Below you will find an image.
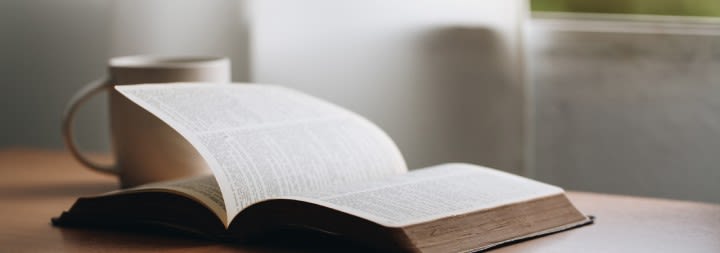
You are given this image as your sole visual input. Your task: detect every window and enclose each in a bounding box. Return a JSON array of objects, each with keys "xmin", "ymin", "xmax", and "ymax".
[{"xmin": 531, "ymin": 0, "xmax": 720, "ymax": 17}]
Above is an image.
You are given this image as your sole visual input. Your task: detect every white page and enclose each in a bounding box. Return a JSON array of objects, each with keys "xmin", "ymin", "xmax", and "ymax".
[
  {"xmin": 115, "ymin": 83, "xmax": 407, "ymax": 223},
  {"xmin": 292, "ymin": 163, "xmax": 564, "ymax": 227}
]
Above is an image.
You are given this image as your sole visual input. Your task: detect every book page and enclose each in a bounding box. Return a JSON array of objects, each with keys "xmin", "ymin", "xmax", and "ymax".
[
  {"xmin": 115, "ymin": 83, "xmax": 407, "ymax": 223},
  {"xmin": 292, "ymin": 163, "xmax": 564, "ymax": 227}
]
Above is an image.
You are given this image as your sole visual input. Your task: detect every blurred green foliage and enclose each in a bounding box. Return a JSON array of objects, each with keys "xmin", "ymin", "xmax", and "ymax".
[{"xmin": 531, "ymin": 0, "xmax": 720, "ymax": 17}]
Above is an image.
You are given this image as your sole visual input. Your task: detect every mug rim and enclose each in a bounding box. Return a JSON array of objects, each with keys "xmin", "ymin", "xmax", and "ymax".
[{"xmin": 109, "ymin": 55, "xmax": 229, "ymax": 69}]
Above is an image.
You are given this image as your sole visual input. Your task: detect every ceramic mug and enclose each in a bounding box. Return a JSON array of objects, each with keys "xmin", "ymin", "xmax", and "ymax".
[{"xmin": 62, "ymin": 55, "xmax": 230, "ymax": 187}]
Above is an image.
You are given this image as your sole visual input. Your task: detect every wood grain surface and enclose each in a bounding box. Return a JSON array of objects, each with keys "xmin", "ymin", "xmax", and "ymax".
[{"xmin": 0, "ymin": 149, "xmax": 718, "ymax": 252}]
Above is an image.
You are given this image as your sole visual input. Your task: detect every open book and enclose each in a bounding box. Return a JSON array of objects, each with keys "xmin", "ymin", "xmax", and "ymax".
[{"xmin": 54, "ymin": 83, "xmax": 591, "ymax": 252}]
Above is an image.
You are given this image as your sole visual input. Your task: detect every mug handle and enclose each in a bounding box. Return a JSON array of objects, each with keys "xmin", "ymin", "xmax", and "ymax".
[{"xmin": 61, "ymin": 77, "xmax": 118, "ymax": 175}]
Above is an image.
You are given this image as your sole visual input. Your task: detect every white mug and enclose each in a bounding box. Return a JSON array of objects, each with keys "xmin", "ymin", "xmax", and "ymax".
[{"xmin": 62, "ymin": 55, "xmax": 230, "ymax": 187}]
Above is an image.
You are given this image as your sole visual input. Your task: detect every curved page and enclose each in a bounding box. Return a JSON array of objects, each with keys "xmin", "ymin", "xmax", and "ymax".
[{"xmin": 115, "ymin": 83, "xmax": 407, "ymax": 224}]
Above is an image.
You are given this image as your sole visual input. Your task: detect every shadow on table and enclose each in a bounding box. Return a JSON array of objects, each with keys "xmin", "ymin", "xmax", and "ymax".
[
  {"xmin": 242, "ymin": 229, "xmax": 384, "ymax": 253},
  {"xmin": 57, "ymin": 225, "xmax": 383, "ymax": 252}
]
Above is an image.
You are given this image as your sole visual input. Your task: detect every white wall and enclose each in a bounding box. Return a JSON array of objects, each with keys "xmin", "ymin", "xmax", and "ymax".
[
  {"xmin": 0, "ymin": 0, "xmax": 111, "ymax": 151},
  {"xmin": 527, "ymin": 14, "xmax": 720, "ymax": 203},
  {"xmin": 250, "ymin": 0, "xmax": 526, "ymax": 172},
  {"xmin": 109, "ymin": 0, "xmax": 250, "ymax": 78},
  {"xmin": 0, "ymin": 0, "xmax": 250, "ymax": 152}
]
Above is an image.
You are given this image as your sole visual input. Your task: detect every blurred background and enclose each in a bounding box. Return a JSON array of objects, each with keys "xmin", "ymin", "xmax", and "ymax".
[{"xmin": 1, "ymin": 0, "xmax": 718, "ymax": 203}]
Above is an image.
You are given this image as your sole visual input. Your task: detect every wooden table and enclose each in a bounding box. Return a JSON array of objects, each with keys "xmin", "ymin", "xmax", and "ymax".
[{"xmin": 1, "ymin": 149, "xmax": 718, "ymax": 252}]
